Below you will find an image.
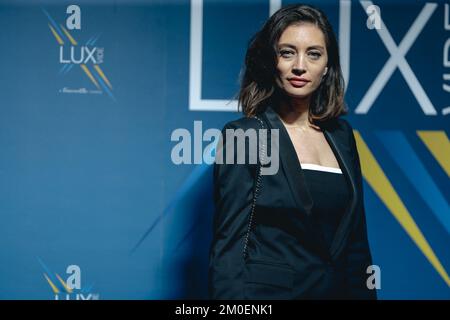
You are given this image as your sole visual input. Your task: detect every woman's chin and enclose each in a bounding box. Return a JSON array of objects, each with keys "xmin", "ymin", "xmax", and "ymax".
[{"xmin": 285, "ymin": 90, "xmax": 311, "ymax": 100}]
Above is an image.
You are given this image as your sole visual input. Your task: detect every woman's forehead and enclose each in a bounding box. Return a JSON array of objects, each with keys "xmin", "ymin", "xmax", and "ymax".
[{"xmin": 278, "ymin": 23, "xmax": 326, "ymax": 48}]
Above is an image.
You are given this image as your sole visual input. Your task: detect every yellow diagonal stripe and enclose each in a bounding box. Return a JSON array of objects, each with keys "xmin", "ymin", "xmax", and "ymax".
[
  {"xmin": 80, "ymin": 64, "xmax": 100, "ymax": 89},
  {"xmin": 354, "ymin": 130, "xmax": 450, "ymax": 287},
  {"xmin": 56, "ymin": 273, "xmax": 72, "ymax": 294},
  {"xmin": 44, "ymin": 273, "xmax": 59, "ymax": 294},
  {"xmin": 48, "ymin": 24, "xmax": 64, "ymax": 45},
  {"xmin": 417, "ymin": 131, "xmax": 450, "ymax": 178},
  {"xmin": 60, "ymin": 24, "xmax": 78, "ymax": 45},
  {"xmin": 94, "ymin": 65, "xmax": 113, "ymax": 90}
]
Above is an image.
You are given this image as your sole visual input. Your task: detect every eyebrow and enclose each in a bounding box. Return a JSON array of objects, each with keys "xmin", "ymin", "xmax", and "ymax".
[{"xmin": 278, "ymin": 43, "xmax": 325, "ymax": 51}]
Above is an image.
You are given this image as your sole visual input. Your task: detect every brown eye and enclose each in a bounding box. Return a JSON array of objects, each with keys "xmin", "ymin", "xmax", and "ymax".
[
  {"xmin": 279, "ymin": 50, "xmax": 294, "ymax": 58},
  {"xmin": 308, "ymin": 51, "xmax": 322, "ymax": 59}
]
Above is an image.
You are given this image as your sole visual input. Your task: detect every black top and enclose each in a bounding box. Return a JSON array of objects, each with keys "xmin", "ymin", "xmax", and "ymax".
[{"xmin": 302, "ymin": 167, "xmax": 351, "ymax": 250}]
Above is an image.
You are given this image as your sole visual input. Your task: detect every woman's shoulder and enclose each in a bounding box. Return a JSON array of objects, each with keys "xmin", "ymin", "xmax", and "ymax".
[
  {"xmin": 221, "ymin": 115, "xmax": 263, "ymax": 132},
  {"xmin": 321, "ymin": 117, "xmax": 356, "ymax": 149},
  {"xmin": 336, "ymin": 117, "xmax": 354, "ymax": 132},
  {"xmin": 321, "ymin": 116, "xmax": 354, "ymax": 133}
]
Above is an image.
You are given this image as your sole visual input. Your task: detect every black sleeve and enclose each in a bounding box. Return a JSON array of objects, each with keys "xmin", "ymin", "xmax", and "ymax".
[
  {"xmin": 343, "ymin": 120, "xmax": 378, "ymax": 300},
  {"xmin": 208, "ymin": 122, "xmax": 258, "ymax": 299}
]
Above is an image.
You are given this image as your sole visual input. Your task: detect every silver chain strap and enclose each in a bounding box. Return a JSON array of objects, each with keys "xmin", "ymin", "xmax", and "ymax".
[{"xmin": 243, "ymin": 115, "xmax": 267, "ymax": 259}]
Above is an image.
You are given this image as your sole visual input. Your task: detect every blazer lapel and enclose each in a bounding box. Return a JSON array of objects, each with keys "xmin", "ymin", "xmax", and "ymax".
[
  {"xmin": 323, "ymin": 127, "xmax": 358, "ymax": 258},
  {"xmin": 263, "ymin": 106, "xmax": 314, "ymax": 216},
  {"xmin": 262, "ymin": 106, "xmax": 359, "ymax": 259}
]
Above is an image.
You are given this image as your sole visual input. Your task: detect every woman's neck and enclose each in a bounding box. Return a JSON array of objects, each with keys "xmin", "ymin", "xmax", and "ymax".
[{"xmin": 277, "ymin": 96, "xmax": 317, "ymax": 130}]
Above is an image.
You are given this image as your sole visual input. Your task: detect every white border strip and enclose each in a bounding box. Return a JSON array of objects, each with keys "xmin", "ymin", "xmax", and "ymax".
[{"xmin": 189, "ymin": 0, "xmax": 281, "ymax": 111}]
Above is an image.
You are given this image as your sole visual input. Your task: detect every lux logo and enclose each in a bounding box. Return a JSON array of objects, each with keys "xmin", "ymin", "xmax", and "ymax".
[
  {"xmin": 189, "ymin": 0, "xmax": 442, "ymax": 116},
  {"xmin": 59, "ymin": 46, "xmax": 98, "ymax": 64},
  {"xmin": 43, "ymin": 6, "xmax": 115, "ymax": 100}
]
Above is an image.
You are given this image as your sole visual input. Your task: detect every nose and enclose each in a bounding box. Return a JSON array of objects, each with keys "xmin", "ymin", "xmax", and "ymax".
[{"xmin": 292, "ymin": 53, "xmax": 306, "ymax": 74}]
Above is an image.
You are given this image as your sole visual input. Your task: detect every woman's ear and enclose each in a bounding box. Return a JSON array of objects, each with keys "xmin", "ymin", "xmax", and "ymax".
[{"xmin": 323, "ymin": 67, "xmax": 328, "ymax": 76}]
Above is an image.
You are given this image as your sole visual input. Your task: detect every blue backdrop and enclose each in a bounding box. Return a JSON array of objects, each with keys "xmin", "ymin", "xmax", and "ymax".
[{"xmin": 0, "ymin": 0, "xmax": 449, "ymax": 299}]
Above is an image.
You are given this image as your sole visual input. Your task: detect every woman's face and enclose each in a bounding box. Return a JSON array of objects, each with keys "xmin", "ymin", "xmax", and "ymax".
[{"xmin": 276, "ymin": 23, "xmax": 328, "ymax": 100}]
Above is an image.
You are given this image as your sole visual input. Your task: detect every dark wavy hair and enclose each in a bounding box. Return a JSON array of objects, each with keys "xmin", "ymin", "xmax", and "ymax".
[{"xmin": 238, "ymin": 4, "xmax": 347, "ymax": 123}]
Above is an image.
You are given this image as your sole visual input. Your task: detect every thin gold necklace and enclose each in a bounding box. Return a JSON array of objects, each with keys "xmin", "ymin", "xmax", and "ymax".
[
  {"xmin": 282, "ymin": 122, "xmax": 312, "ymax": 130},
  {"xmin": 282, "ymin": 122, "xmax": 321, "ymax": 132},
  {"xmin": 277, "ymin": 113, "xmax": 321, "ymax": 131},
  {"xmin": 284, "ymin": 126, "xmax": 309, "ymax": 132}
]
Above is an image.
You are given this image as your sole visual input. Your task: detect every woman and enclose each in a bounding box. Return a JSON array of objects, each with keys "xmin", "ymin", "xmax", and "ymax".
[{"xmin": 208, "ymin": 4, "xmax": 377, "ymax": 300}]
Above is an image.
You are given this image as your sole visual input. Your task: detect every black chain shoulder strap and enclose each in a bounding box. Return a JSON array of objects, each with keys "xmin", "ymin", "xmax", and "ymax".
[{"xmin": 243, "ymin": 115, "xmax": 267, "ymax": 259}]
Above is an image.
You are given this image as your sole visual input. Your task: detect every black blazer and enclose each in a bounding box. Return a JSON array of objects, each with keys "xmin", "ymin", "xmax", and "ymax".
[{"xmin": 208, "ymin": 106, "xmax": 377, "ymax": 300}]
